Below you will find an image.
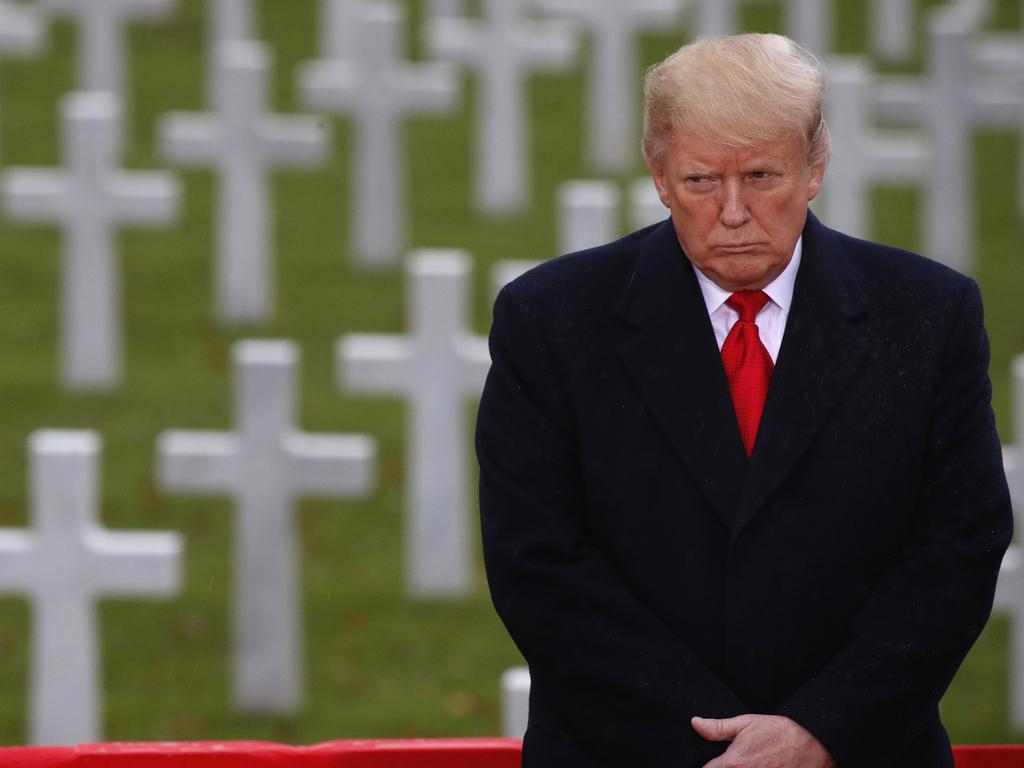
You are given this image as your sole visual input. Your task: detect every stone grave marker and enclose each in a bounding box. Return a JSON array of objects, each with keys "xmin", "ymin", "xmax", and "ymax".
[
  {"xmin": 426, "ymin": 0, "xmax": 464, "ymax": 18},
  {"xmin": 158, "ymin": 340, "xmax": 376, "ymax": 714},
  {"xmin": 871, "ymin": 0, "xmax": 914, "ymax": 61},
  {"xmin": 207, "ymin": 0, "xmax": 257, "ymax": 103},
  {"xmin": 872, "ymin": 5, "xmax": 1023, "ymax": 273},
  {"xmin": 337, "ymin": 250, "xmax": 490, "ymax": 597},
  {"xmin": 39, "ymin": 0, "xmax": 173, "ymax": 119},
  {"xmin": 534, "ymin": 0, "xmax": 678, "ymax": 174},
  {"xmin": 558, "ymin": 180, "xmax": 619, "ymax": 254},
  {"xmin": 818, "ymin": 57, "xmax": 928, "ymax": 241},
  {"xmin": 0, "ymin": 430, "xmax": 182, "ymax": 745},
  {"xmin": 501, "ymin": 667, "xmax": 531, "ymax": 739},
  {"xmin": 3, "ymin": 91, "xmax": 179, "ymax": 391},
  {"xmin": 298, "ymin": 4, "xmax": 458, "ymax": 268},
  {"xmin": 0, "ymin": 0, "xmax": 47, "ymax": 165},
  {"xmin": 161, "ymin": 41, "xmax": 329, "ymax": 325},
  {"xmin": 427, "ymin": 0, "xmax": 576, "ymax": 215}
]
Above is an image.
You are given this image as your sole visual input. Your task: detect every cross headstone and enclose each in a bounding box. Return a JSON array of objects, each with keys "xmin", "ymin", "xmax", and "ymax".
[
  {"xmin": 0, "ymin": 1, "xmax": 46, "ymax": 58},
  {"xmin": 39, "ymin": 0, "xmax": 174, "ymax": 112},
  {"xmin": 501, "ymin": 667, "xmax": 531, "ymax": 739},
  {"xmin": 0, "ymin": 430, "xmax": 182, "ymax": 745},
  {"xmin": 871, "ymin": 0, "xmax": 914, "ymax": 61},
  {"xmin": 784, "ymin": 0, "xmax": 831, "ymax": 54},
  {"xmin": 558, "ymin": 180, "xmax": 619, "ymax": 254},
  {"xmin": 298, "ymin": 4, "xmax": 458, "ymax": 268},
  {"xmin": 629, "ymin": 177, "xmax": 667, "ymax": 230},
  {"xmin": 2, "ymin": 91, "xmax": 179, "ymax": 391},
  {"xmin": 161, "ymin": 41, "xmax": 329, "ymax": 325},
  {"xmin": 996, "ymin": 354, "xmax": 1024, "ymax": 730},
  {"xmin": 427, "ymin": 0, "xmax": 576, "ymax": 215},
  {"xmin": 534, "ymin": 0, "xmax": 679, "ymax": 174},
  {"xmin": 158, "ymin": 340, "xmax": 376, "ymax": 714},
  {"xmin": 689, "ymin": 0, "xmax": 739, "ymax": 38},
  {"xmin": 426, "ymin": 0, "xmax": 465, "ymax": 18},
  {"xmin": 818, "ymin": 57, "xmax": 928, "ymax": 241},
  {"xmin": 872, "ymin": 5, "xmax": 1023, "ymax": 273},
  {"xmin": 337, "ymin": 250, "xmax": 491, "ymax": 597}
]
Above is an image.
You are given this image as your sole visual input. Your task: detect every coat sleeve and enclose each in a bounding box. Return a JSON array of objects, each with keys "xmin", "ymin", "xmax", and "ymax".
[
  {"xmin": 476, "ymin": 285, "xmax": 748, "ymax": 766},
  {"xmin": 775, "ymin": 278, "xmax": 1013, "ymax": 767}
]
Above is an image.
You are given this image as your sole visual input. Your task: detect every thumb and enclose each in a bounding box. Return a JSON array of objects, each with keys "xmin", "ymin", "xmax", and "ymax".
[{"xmin": 691, "ymin": 715, "xmax": 745, "ymax": 742}]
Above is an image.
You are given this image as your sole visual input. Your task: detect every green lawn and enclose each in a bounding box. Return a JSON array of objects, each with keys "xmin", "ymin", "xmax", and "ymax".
[{"xmin": 0, "ymin": 0, "xmax": 1021, "ymax": 746}]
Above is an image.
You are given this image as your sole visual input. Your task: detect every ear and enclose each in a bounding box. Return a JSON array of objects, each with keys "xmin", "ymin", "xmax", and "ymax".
[{"xmin": 806, "ymin": 161, "xmax": 826, "ymax": 201}]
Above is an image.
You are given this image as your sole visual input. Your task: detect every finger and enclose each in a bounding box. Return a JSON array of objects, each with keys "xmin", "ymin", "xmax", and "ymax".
[{"xmin": 691, "ymin": 715, "xmax": 743, "ymax": 741}]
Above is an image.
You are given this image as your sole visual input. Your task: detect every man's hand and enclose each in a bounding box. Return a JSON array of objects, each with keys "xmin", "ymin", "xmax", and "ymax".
[{"xmin": 692, "ymin": 714, "xmax": 835, "ymax": 768}]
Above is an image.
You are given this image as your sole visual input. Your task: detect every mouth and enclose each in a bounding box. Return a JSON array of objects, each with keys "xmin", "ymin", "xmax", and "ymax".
[{"xmin": 716, "ymin": 243, "xmax": 761, "ymax": 254}]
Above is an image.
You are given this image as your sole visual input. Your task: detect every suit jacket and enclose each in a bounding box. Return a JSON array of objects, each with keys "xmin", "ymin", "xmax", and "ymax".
[{"xmin": 475, "ymin": 211, "xmax": 1013, "ymax": 768}]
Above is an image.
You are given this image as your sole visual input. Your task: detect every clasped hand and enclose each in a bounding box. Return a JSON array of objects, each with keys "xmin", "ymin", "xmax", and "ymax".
[{"xmin": 692, "ymin": 714, "xmax": 835, "ymax": 768}]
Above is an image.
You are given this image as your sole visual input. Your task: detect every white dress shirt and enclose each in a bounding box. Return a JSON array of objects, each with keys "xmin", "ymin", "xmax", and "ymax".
[{"xmin": 693, "ymin": 237, "xmax": 802, "ymax": 364}]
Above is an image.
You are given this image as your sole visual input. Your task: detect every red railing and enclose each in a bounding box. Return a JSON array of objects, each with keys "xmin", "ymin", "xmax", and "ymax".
[{"xmin": 0, "ymin": 740, "xmax": 1020, "ymax": 767}]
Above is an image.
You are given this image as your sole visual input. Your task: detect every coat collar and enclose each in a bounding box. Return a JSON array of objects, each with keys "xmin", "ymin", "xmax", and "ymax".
[{"xmin": 615, "ymin": 212, "xmax": 869, "ymax": 535}]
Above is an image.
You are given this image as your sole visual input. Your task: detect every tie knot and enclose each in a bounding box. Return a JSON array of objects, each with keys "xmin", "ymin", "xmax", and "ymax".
[{"xmin": 726, "ymin": 290, "xmax": 770, "ymax": 323}]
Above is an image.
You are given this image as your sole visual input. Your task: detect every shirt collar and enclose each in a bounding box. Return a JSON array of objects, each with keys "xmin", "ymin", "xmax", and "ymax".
[{"xmin": 693, "ymin": 236, "xmax": 803, "ymax": 314}]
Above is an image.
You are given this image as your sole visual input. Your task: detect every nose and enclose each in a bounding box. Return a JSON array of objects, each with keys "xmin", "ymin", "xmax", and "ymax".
[{"xmin": 719, "ymin": 180, "xmax": 750, "ymax": 227}]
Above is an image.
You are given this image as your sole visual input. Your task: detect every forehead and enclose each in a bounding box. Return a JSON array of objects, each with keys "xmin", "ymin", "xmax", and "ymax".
[{"xmin": 666, "ymin": 134, "xmax": 805, "ymax": 170}]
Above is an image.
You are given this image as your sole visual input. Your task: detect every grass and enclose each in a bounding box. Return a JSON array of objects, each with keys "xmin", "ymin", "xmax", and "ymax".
[{"xmin": 0, "ymin": 0, "xmax": 1021, "ymax": 747}]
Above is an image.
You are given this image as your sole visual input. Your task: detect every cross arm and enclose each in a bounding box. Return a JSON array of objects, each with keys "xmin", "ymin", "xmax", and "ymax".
[
  {"xmin": 284, "ymin": 433, "xmax": 376, "ymax": 497},
  {"xmin": 297, "ymin": 60, "xmax": 362, "ymax": 112},
  {"xmin": 159, "ymin": 115, "xmax": 224, "ymax": 167},
  {"xmin": 425, "ymin": 17, "xmax": 484, "ymax": 63},
  {"xmin": 0, "ymin": 1, "xmax": 46, "ymax": 56},
  {"xmin": 515, "ymin": 20, "xmax": 576, "ymax": 68},
  {"xmin": 2, "ymin": 170, "xmax": 68, "ymax": 222},
  {"xmin": 457, "ymin": 336, "xmax": 492, "ymax": 394},
  {"xmin": 261, "ymin": 117, "xmax": 331, "ymax": 167},
  {"xmin": 863, "ymin": 133, "xmax": 928, "ymax": 182},
  {"xmin": 111, "ymin": 0, "xmax": 175, "ymax": 22},
  {"xmin": 393, "ymin": 64, "xmax": 459, "ymax": 115},
  {"xmin": 336, "ymin": 335, "xmax": 413, "ymax": 395},
  {"xmin": 0, "ymin": 530, "xmax": 35, "ymax": 593},
  {"xmin": 157, "ymin": 431, "xmax": 239, "ymax": 493},
  {"xmin": 107, "ymin": 172, "xmax": 181, "ymax": 225},
  {"xmin": 86, "ymin": 529, "xmax": 183, "ymax": 596}
]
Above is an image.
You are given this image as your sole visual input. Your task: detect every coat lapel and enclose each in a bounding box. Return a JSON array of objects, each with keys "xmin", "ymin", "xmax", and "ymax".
[
  {"xmin": 616, "ymin": 220, "xmax": 748, "ymax": 530},
  {"xmin": 732, "ymin": 212, "xmax": 870, "ymax": 537}
]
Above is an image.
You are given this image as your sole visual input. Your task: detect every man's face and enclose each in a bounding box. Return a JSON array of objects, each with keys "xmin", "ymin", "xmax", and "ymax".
[{"xmin": 649, "ymin": 134, "xmax": 825, "ymax": 292}]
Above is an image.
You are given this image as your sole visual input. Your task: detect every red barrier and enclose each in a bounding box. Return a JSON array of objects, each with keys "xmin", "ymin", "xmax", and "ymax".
[{"xmin": 0, "ymin": 740, "xmax": 1020, "ymax": 767}]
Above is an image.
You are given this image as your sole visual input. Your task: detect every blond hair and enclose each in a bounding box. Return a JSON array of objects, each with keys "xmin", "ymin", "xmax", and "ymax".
[{"xmin": 642, "ymin": 33, "xmax": 831, "ymax": 169}]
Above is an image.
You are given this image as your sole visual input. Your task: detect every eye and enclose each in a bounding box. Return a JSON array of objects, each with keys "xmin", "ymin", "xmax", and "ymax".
[{"xmin": 749, "ymin": 171, "xmax": 770, "ymax": 180}]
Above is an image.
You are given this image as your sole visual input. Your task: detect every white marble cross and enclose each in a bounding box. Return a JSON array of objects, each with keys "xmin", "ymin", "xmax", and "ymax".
[
  {"xmin": 3, "ymin": 91, "xmax": 179, "ymax": 391},
  {"xmin": 299, "ymin": 4, "xmax": 458, "ymax": 268},
  {"xmin": 689, "ymin": 0, "xmax": 739, "ymax": 38},
  {"xmin": 0, "ymin": 430, "xmax": 182, "ymax": 746},
  {"xmin": 784, "ymin": 0, "xmax": 832, "ymax": 54},
  {"xmin": 818, "ymin": 57, "xmax": 928, "ymax": 242},
  {"xmin": 996, "ymin": 354, "xmax": 1024, "ymax": 730},
  {"xmin": 501, "ymin": 667, "xmax": 531, "ymax": 739},
  {"xmin": 161, "ymin": 41, "xmax": 329, "ymax": 325},
  {"xmin": 39, "ymin": 0, "xmax": 173, "ymax": 105},
  {"xmin": 426, "ymin": 0, "xmax": 464, "ymax": 19},
  {"xmin": 558, "ymin": 180, "xmax": 620, "ymax": 254},
  {"xmin": 207, "ymin": 0, "xmax": 257, "ymax": 103},
  {"xmin": 871, "ymin": 6, "xmax": 1023, "ymax": 273},
  {"xmin": 427, "ymin": 0, "xmax": 576, "ymax": 215},
  {"xmin": 871, "ymin": 0, "xmax": 914, "ymax": 61},
  {"xmin": 158, "ymin": 340, "xmax": 375, "ymax": 714},
  {"xmin": 337, "ymin": 250, "xmax": 490, "ymax": 597},
  {"xmin": 533, "ymin": 0, "xmax": 677, "ymax": 174}
]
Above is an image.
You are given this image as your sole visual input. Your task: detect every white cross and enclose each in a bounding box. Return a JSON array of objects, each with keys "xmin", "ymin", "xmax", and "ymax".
[
  {"xmin": 558, "ymin": 180, "xmax": 620, "ymax": 254},
  {"xmin": 337, "ymin": 251, "xmax": 490, "ymax": 597},
  {"xmin": 299, "ymin": 4, "xmax": 458, "ymax": 268},
  {"xmin": 426, "ymin": 0, "xmax": 575, "ymax": 215},
  {"xmin": 689, "ymin": 0, "xmax": 739, "ymax": 38},
  {"xmin": 161, "ymin": 41, "xmax": 329, "ymax": 325},
  {"xmin": 872, "ymin": 6, "xmax": 1023, "ymax": 273},
  {"xmin": 39, "ymin": 0, "xmax": 173, "ymax": 103},
  {"xmin": 2, "ymin": 91, "xmax": 179, "ymax": 391},
  {"xmin": 158, "ymin": 340, "xmax": 375, "ymax": 714},
  {"xmin": 784, "ymin": 0, "xmax": 832, "ymax": 53},
  {"xmin": 0, "ymin": 430, "xmax": 182, "ymax": 745},
  {"xmin": 818, "ymin": 57, "xmax": 928, "ymax": 241},
  {"xmin": 996, "ymin": 354, "xmax": 1024, "ymax": 730},
  {"xmin": 426, "ymin": 0, "xmax": 464, "ymax": 19},
  {"xmin": 871, "ymin": 0, "xmax": 914, "ymax": 61},
  {"xmin": 533, "ymin": 0, "xmax": 678, "ymax": 174}
]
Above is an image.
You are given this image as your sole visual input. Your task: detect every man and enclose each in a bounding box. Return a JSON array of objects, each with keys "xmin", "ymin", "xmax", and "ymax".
[{"xmin": 475, "ymin": 33, "xmax": 1013, "ymax": 768}]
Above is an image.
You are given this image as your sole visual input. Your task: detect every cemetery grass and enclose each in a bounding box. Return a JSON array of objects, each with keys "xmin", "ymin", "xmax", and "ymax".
[{"xmin": 0, "ymin": 0, "xmax": 1022, "ymax": 746}]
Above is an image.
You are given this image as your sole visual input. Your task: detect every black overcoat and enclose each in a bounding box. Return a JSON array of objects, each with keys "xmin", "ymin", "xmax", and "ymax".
[{"xmin": 475, "ymin": 211, "xmax": 1013, "ymax": 767}]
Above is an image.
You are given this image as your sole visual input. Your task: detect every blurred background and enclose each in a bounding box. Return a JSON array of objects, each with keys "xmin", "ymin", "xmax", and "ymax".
[{"xmin": 0, "ymin": 0, "xmax": 1021, "ymax": 747}]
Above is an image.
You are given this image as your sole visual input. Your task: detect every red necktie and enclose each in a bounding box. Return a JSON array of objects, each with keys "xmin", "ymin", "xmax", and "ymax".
[{"xmin": 721, "ymin": 291, "xmax": 774, "ymax": 458}]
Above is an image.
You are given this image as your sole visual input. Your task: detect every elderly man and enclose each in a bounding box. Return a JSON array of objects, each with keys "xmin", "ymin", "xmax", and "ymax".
[{"xmin": 475, "ymin": 33, "xmax": 1013, "ymax": 768}]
